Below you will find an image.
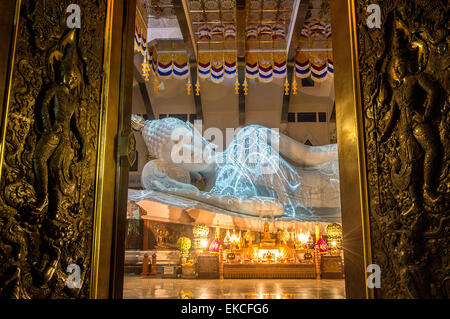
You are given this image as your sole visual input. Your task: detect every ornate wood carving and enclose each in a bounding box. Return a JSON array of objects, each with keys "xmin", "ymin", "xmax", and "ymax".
[
  {"xmin": 0, "ymin": 1, "xmax": 107, "ymax": 298},
  {"xmin": 355, "ymin": 0, "xmax": 449, "ymax": 298}
]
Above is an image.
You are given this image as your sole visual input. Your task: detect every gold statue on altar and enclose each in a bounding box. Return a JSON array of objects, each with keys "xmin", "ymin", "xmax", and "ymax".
[{"xmin": 225, "ymin": 219, "xmax": 308, "ymax": 264}]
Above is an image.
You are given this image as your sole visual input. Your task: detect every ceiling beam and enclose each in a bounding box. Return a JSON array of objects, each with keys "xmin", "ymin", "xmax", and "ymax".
[
  {"xmin": 134, "ymin": 64, "xmax": 155, "ymax": 120},
  {"xmin": 236, "ymin": 0, "xmax": 246, "ymax": 125},
  {"xmin": 237, "ymin": 60, "xmax": 246, "ymax": 126},
  {"xmin": 286, "ymin": 0, "xmax": 310, "ymax": 62},
  {"xmin": 173, "ymin": 0, "xmax": 197, "ymax": 60},
  {"xmin": 281, "ymin": 0, "xmax": 310, "ymax": 124},
  {"xmin": 190, "ymin": 66, "xmax": 203, "ymax": 120},
  {"xmin": 173, "ymin": 0, "xmax": 203, "ymax": 120},
  {"xmin": 280, "ymin": 67, "xmax": 294, "ymax": 123},
  {"xmin": 236, "ymin": 0, "xmax": 246, "ymax": 58}
]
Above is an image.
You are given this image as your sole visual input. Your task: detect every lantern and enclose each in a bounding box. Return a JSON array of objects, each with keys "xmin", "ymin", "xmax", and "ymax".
[
  {"xmin": 209, "ymin": 237, "xmax": 220, "ymax": 254},
  {"xmin": 193, "ymin": 224, "xmax": 209, "ymax": 238},
  {"xmin": 316, "ymin": 238, "xmax": 328, "ymax": 253},
  {"xmin": 326, "ymin": 223, "xmax": 343, "ymax": 248},
  {"xmin": 193, "ymin": 224, "xmax": 209, "ymax": 250}
]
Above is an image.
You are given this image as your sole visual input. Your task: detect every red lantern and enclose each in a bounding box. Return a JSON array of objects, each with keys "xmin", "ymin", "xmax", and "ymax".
[
  {"xmin": 316, "ymin": 238, "xmax": 328, "ymax": 253},
  {"xmin": 209, "ymin": 238, "xmax": 220, "ymax": 253}
]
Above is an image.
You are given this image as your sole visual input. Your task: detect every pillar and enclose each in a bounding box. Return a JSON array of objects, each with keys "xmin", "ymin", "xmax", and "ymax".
[
  {"xmin": 143, "ymin": 219, "xmax": 149, "ymax": 251},
  {"xmin": 150, "ymin": 253, "xmax": 157, "ymax": 276},
  {"xmin": 315, "ymin": 221, "xmax": 321, "ymax": 279},
  {"xmin": 141, "ymin": 253, "xmax": 149, "ymax": 276}
]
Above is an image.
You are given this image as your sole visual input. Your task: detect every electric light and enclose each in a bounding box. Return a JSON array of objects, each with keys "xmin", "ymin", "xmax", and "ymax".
[
  {"xmin": 193, "ymin": 224, "xmax": 209, "ymax": 238},
  {"xmin": 193, "ymin": 224, "xmax": 210, "ymax": 249},
  {"xmin": 200, "ymin": 238, "xmax": 208, "ymax": 248},
  {"xmin": 224, "ymin": 229, "xmax": 232, "ymax": 244},
  {"xmin": 326, "ymin": 223, "xmax": 342, "ymax": 248},
  {"xmin": 297, "ymin": 230, "xmax": 310, "ymax": 244},
  {"xmin": 230, "ymin": 230, "xmax": 241, "ymax": 244}
]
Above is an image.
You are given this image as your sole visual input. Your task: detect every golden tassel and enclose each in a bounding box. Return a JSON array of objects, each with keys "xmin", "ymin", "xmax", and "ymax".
[
  {"xmin": 186, "ymin": 77, "xmax": 192, "ymax": 95},
  {"xmin": 284, "ymin": 77, "xmax": 290, "ymax": 95},
  {"xmin": 292, "ymin": 74, "xmax": 298, "ymax": 95},
  {"xmin": 195, "ymin": 75, "xmax": 200, "ymax": 96}
]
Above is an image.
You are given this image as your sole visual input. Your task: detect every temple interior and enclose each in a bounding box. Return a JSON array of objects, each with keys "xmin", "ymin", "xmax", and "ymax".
[
  {"xmin": 1, "ymin": 0, "xmax": 447, "ymax": 301},
  {"xmin": 124, "ymin": 0, "xmax": 345, "ymax": 299}
]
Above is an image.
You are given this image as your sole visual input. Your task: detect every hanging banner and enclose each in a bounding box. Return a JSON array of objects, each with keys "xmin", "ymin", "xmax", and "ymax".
[
  {"xmin": 211, "ymin": 52, "xmax": 225, "ymax": 84},
  {"xmin": 198, "ymin": 27, "xmax": 212, "ymax": 79},
  {"xmin": 273, "ymin": 52, "xmax": 287, "ymax": 78},
  {"xmin": 157, "ymin": 53, "xmax": 173, "ymax": 79},
  {"xmin": 151, "ymin": 47, "xmax": 157, "ymax": 75},
  {"xmin": 198, "ymin": 52, "xmax": 211, "ymax": 79},
  {"xmin": 245, "ymin": 52, "xmax": 258, "ymax": 79},
  {"xmin": 327, "ymin": 52, "xmax": 334, "ymax": 76},
  {"xmin": 310, "ymin": 53, "xmax": 329, "ymax": 82},
  {"xmin": 258, "ymin": 52, "xmax": 273, "ymax": 83},
  {"xmin": 295, "ymin": 51, "xmax": 311, "ymax": 79},
  {"xmin": 224, "ymin": 52, "xmax": 237, "ymax": 79},
  {"xmin": 173, "ymin": 53, "xmax": 189, "ymax": 80},
  {"xmin": 244, "ymin": 24, "xmax": 287, "ymax": 83},
  {"xmin": 294, "ymin": 51, "xmax": 334, "ymax": 82},
  {"xmin": 195, "ymin": 24, "xmax": 237, "ymax": 83}
]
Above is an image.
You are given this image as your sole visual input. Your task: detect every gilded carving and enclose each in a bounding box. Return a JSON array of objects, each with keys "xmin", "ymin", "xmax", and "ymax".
[
  {"xmin": 0, "ymin": 1, "xmax": 107, "ymax": 298},
  {"xmin": 356, "ymin": 0, "xmax": 449, "ymax": 298}
]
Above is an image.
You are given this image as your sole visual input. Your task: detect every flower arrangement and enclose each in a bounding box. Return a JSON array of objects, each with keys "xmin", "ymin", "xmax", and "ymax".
[{"xmin": 177, "ymin": 236, "xmax": 191, "ymax": 258}]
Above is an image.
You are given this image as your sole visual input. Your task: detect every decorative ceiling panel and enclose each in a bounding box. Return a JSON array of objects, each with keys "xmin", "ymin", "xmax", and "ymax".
[
  {"xmin": 188, "ymin": 0, "xmax": 237, "ymax": 43},
  {"xmin": 186, "ymin": 0, "xmax": 238, "ymax": 84},
  {"xmin": 246, "ymin": 0, "xmax": 294, "ymax": 26},
  {"xmin": 297, "ymin": 0, "xmax": 331, "ymax": 50}
]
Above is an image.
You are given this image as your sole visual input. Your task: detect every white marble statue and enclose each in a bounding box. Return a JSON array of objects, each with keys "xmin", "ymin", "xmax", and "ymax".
[{"xmin": 131, "ymin": 115, "xmax": 341, "ymax": 222}]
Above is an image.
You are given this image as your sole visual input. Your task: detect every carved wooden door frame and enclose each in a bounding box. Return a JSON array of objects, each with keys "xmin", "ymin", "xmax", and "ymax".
[
  {"xmin": 330, "ymin": 1, "xmax": 373, "ymax": 299},
  {"xmin": 89, "ymin": 0, "xmax": 137, "ymax": 299}
]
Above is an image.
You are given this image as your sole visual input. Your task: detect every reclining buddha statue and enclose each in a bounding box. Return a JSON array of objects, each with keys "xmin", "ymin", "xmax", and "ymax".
[{"xmin": 130, "ymin": 115, "xmax": 341, "ymax": 222}]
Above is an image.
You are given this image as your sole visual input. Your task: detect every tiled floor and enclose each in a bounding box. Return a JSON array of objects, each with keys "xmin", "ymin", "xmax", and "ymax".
[{"xmin": 123, "ymin": 275, "xmax": 345, "ymax": 299}]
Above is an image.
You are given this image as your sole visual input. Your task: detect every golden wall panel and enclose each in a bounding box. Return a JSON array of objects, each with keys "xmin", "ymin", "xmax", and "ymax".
[
  {"xmin": 354, "ymin": 0, "xmax": 449, "ymax": 298},
  {"xmin": 0, "ymin": 0, "xmax": 108, "ymax": 298}
]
